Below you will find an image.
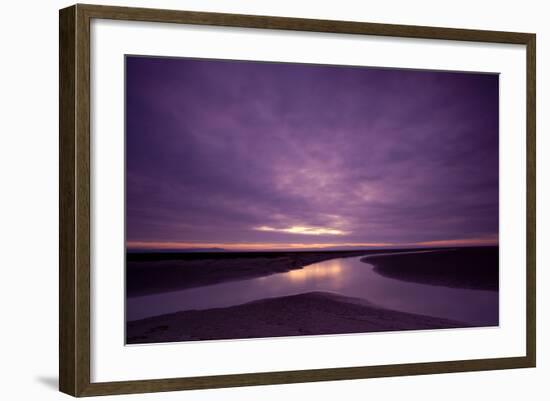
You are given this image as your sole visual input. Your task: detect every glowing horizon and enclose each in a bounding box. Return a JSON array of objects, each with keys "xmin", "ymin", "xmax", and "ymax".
[{"xmin": 127, "ymin": 235, "xmax": 498, "ymax": 251}]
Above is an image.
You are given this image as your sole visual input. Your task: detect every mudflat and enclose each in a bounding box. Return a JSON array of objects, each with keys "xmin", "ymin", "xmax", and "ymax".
[
  {"xmin": 127, "ymin": 291, "xmax": 467, "ymax": 344},
  {"xmin": 364, "ymin": 246, "xmax": 498, "ymax": 291}
]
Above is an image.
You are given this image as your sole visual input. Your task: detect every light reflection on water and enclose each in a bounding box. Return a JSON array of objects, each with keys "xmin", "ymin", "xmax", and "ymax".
[
  {"xmin": 126, "ymin": 252, "xmax": 498, "ymax": 326},
  {"xmin": 282, "ymin": 260, "xmax": 343, "ymax": 282}
]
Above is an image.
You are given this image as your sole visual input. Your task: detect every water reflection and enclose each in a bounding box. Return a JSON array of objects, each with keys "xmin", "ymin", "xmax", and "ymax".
[
  {"xmin": 286, "ymin": 260, "xmax": 343, "ymax": 282},
  {"xmin": 127, "ymin": 253, "xmax": 498, "ymax": 327}
]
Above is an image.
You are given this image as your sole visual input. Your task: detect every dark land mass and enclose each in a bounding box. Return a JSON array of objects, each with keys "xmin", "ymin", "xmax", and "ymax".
[
  {"xmin": 364, "ymin": 246, "xmax": 498, "ymax": 291},
  {"xmin": 127, "ymin": 291, "xmax": 468, "ymax": 344},
  {"xmin": 127, "ymin": 248, "xmax": 439, "ymax": 297}
]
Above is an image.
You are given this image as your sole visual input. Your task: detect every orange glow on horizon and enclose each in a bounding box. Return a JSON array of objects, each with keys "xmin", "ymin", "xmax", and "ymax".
[
  {"xmin": 127, "ymin": 236, "xmax": 497, "ymax": 251},
  {"xmin": 414, "ymin": 236, "xmax": 498, "ymax": 247},
  {"xmin": 126, "ymin": 241, "xmax": 393, "ymax": 251}
]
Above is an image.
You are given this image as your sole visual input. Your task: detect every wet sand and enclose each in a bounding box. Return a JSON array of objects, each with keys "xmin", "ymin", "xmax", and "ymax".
[{"xmin": 127, "ymin": 291, "xmax": 467, "ymax": 344}]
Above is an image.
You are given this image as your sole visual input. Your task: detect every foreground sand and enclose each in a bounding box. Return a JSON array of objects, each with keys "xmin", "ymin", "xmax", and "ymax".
[{"xmin": 127, "ymin": 291, "xmax": 467, "ymax": 344}]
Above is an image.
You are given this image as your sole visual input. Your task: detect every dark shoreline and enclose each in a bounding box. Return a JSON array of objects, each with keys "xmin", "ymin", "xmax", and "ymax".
[
  {"xmin": 362, "ymin": 246, "xmax": 498, "ymax": 291},
  {"xmin": 127, "ymin": 291, "xmax": 468, "ymax": 344}
]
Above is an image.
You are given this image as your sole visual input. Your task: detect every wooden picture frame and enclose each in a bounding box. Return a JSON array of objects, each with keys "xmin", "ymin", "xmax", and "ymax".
[{"xmin": 59, "ymin": 3, "xmax": 536, "ymax": 397}]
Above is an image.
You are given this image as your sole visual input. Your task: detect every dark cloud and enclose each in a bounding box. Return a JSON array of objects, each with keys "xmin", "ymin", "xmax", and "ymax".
[{"xmin": 126, "ymin": 56, "xmax": 499, "ymax": 247}]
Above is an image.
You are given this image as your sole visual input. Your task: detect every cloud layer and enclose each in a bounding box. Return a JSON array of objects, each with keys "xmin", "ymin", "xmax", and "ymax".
[{"xmin": 126, "ymin": 56, "xmax": 499, "ymax": 249}]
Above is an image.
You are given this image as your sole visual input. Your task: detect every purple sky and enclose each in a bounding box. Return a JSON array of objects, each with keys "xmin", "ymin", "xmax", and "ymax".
[{"xmin": 126, "ymin": 56, "xmax": 499, "ymax": 250}]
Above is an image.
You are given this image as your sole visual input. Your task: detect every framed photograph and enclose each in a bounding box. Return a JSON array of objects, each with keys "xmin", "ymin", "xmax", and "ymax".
[{"xmin": 59, "ymin": 4, "xmax": 536, "ymax": 397}]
